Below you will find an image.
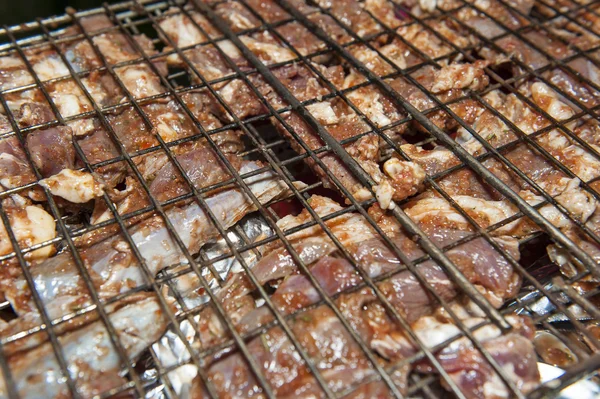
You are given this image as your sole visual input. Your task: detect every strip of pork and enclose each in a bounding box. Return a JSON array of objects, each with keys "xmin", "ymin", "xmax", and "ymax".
[{"xmin": 0, "ymin": 115, "xmax": 41, "ymax": 201}]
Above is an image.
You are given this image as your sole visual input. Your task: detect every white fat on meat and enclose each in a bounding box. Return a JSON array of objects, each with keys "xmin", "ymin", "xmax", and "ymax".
[
  {"xmin": 401, "ymin": 143, "xmax": 459, "ymax": 174},
  {"xmin": 396, "ymin": 24, "xmax": 453, "ymax": 59},
  {"xmin": 373, "ymin": 158, "xmax": 426, "ymax": 209},
  {"xmin": 374, "ymin": 179, "xmax": 396, "ymax": 210},
  {"xmin": 347, "ymin": 89, "xmax": 392, "ymax": 127},
  {"xmin": 406, "ymin": 195, "xmax": 523, "ymax": 234},
  {"xmin": 353, "ymin": 47, "xmax": 387, "ymax": 72},
  {"xmin": 0, "ymin": 204, "xmax": 55, "ymax": 260},
  {"xmin": 521, "ymin": 178, "xmax": 597, "ymax": 229},
  {"xmin": 81, "ymin": 75, "xmax": 112, "ymax": 107},
  {"xmin": 0, "ymin": 56, "xmax": 26, "ymax": 70},
  {"xmin": 420, "ymin": 0, "xmax": 437, "ymax": 12},
  {"xmin": 39, "ymin": 169, "xmax": 104, "ymax": 203},
  {"xmin": 218, "ymin": 80, "xmax": 237, "ymax": 104},
  {"xmin": 430, "ymin": 61, "xmax": 490, "ymax": 93},
  {"xmin": 115, "ymin": 65, "xmax": 164, "ymax": 99},
  {"xmin": 379, "ymin": 43, "xmax": 407, "ymax": 70},
  {"xmin": 344, "ymin": 46, "xmax": 393, "ymax": 88},
  {"xmin": 32, "ymin": 56, "xmax": 69, "ymax": 82},
  {"xmin": 159, "ymin": 13, "xmax": 206, "ymax": 48},
  {"xmin": 0, "ymin": 56, "xmax": 34, "ymax": 90},
  {"xmin": 224, "ymin": 10, "xmax": 256, "ymax": 30},
  {"xmin": 538, "ymin": 129, "xmax": 600, "ymax": 182},
  {"xmin": 50, "ymin": 81, "xmax": 96, "ymax": 136},
  {"xmin": 410, "ymin": 315, "xmax": 503, "ymax": 350},
  {"xmin": 153, "ymin": 110, "xmax": 188, "ymax": 143},
  {"xmin": 455, "ymin": 127, "xmax": 485, "ymax": 155},
  {"xmin": 52, "ymin": 92, "xmax": 87, "ymax": 118},
  {"xmin": 531, "ymin": 82, "xmax": 575, "ymax": 123},
  {"xmin": 384, "ymin": 158, "xmax": 426, "ymax": 187},
  {"xmin": 92, "ymin": 35, "xmax": 140, "ymax": 64},
  {"xmin": 307, "ymin": 101, "xmax": 339, "ymax": 125},
  {"xmin": 216, "ymin": 40, "xmax": 243, "ymax": 60},
  {"xmin": 364, "ymin": 0, "xmax": 404, "ymax": 29},
  {"xmin": 240, "ymin": 36, "xmax": 295, "ymax": 64}
]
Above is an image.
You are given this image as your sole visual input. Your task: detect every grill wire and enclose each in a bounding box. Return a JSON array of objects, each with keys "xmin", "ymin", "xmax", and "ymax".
[{"xmin": 0, "ymin": 0, "xmax": 599, "ymax": 397}]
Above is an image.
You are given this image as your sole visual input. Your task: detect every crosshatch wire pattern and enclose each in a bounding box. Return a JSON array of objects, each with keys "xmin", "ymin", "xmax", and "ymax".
[{"xmin": 0, "ymin": 0, "xmax": 599, "ymax": 397}]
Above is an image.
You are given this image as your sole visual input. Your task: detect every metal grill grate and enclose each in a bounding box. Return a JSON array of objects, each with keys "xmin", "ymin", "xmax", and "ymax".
[{"xmin": 0, "ymin": 0, "xmax": 599, "ymax": 397}]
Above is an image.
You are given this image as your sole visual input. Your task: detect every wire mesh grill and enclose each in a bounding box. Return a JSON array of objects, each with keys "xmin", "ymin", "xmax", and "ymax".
[{"xmin": 0, "ymin": 0, "xmax": 599, "ymax": 397}]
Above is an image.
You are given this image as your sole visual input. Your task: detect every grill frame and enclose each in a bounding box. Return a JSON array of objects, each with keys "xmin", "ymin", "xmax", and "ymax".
[{"xmin": 0, "ymin": 0, "xmax": 598, "ymax": 398}]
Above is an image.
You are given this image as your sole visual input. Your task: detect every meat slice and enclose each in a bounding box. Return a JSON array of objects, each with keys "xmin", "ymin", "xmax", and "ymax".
[
  {"xmin": 364, "ymin": 0, "xmax": 406, "ymax": 29},
  {"xmin": 0, "ymin": 136, "xmax": 39, "ymax": 199},
  {"xmin": 76, "ymin": 127, "xmax": 125, "ymax": 188},
  {"xmin": 39, "ymin": 169, "xmax": 104, "ymax": 204},
  {"xmin": 317, "ymin": 0, "xmax": 383, "ymax": 37},
  {"xmin": 15, "ymin": 102, "xmax": 55, "ymax": 128},
  {"xmin": 215, "ymin": 0, "xmax": 261, "ymax": 32},
  {"xmin": 148, "ymin": 146, "xmax": 241, "ymax": 202},
  {"xmin": 387, "ymin": 61, "xmax": 489, "ymax": 131},
  {"xmin": 26, "ymin": 126, "xmax": 76, "ymax": 178},
  {"xmin": 396, "ymin": 17, "xmax": 474, "ymax": 59},
  {"xmin": 276, "ymin": 21, "xmax": 326, "ymax": 56},
  {"xmin": 0, "ymin": 54, "xmax": 34, "ymax": 91},
  {"xmin": 173, "ymin": 43, "xmax": 235, "ymax": 82},
  {"xmin": 548, "ymin": 181, "xmax": 600, "ymax": 281},
  {"xmin": 244, "ymin": 0, "xmax": 290, "ymax": 22},
  {"xmin": 158, "ymin": 8, "xmax": 220, "ymax": 48},
  {"xmin": 0, "ymin": 197, "xmax": 56, "ymax": 262}
]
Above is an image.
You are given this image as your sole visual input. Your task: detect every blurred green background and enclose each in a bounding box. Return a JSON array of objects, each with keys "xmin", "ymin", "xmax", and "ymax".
[{"xmin": 1, "ymin": 1, "xmax": 121, "ymax": 26}]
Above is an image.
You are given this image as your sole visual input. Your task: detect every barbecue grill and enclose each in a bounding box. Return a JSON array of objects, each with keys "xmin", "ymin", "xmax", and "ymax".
[{"xmin": 0, "ymin": 0, "xmax": 599, "ymax": 397}]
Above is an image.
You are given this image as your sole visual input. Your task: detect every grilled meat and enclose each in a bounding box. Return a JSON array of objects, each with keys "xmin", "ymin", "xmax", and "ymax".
[{"xmin": 0, "ymin": 0, "xmax": 598, "ymax": 397}]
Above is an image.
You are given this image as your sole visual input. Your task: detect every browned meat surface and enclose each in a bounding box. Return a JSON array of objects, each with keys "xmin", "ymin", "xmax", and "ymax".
[{"xmin": 387, "ymin": 62, "xmax": 489, "ymax": 131}]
